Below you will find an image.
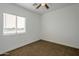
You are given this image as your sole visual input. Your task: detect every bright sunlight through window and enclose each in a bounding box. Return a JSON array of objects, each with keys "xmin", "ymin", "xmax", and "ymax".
[{"xmin": 3, "ymin": 13, "xmax": 26, "ymax": 35}]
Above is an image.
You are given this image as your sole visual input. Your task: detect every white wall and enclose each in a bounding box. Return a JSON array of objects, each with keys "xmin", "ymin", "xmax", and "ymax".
[
  {"xmin": 41, "ymin": 4, "xmax": 79, "ymax": 48},
  {"xmin": 0, "ymin": 3, "xmax": 41, "ymax": 54},
  {"xmin": 0, "ymin": 3, "xmax": 79, "ymax": 54}
]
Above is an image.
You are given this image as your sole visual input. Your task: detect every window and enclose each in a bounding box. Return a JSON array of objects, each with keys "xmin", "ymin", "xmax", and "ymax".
[
  {"xmin": 3, "ymin": 13, "xmax": 26, "ymax": 35},
  {"xmin": 17, "ymin": 16, "xmax": 26, "ymax": 33}
]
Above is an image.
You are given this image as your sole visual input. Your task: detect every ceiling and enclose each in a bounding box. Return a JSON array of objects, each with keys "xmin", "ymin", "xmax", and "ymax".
[{"xmin": 16, "ymin": 3, "xmax": 75, "ymax": 15}]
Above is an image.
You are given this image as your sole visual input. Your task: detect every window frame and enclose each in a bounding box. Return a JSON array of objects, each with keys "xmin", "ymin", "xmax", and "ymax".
[{"xmin": 3, "ymin": 13, "xmax": 26, "ymax": 35}]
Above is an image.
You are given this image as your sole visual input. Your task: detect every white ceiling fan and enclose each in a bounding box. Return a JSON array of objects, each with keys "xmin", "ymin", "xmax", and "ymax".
[{"xmin": 33, "ymin": 3, "xmax": 49, "ymax": 9}]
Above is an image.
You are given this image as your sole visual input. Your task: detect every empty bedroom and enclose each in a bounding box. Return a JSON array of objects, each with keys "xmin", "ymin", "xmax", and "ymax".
[{"xmin": 0, "ymin": 3, "xmax": 79, "ymax": 56}]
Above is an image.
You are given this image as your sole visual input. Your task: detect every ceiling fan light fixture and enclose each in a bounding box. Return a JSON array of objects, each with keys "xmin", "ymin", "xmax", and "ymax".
[
  {"xmin": 33, "ymin": 3, "xmax": 49, "ymax": 9},
  {"xmin": 41, "ymin": 3, "xmax": 45, "ymax": 6}
]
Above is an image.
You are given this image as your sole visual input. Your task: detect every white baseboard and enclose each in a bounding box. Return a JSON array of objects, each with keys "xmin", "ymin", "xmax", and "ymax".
[
  {"xmin": 0, "ymin": 39, "xmax": 39, "ymax": 54},
  {"xmin": 42, "ymin": 39, "xmax": 79, "ymax": 49}
]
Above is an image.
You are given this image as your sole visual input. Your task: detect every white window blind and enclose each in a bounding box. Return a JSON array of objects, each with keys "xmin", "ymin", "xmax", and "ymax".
[
  {"xmin": 17, "ymin": 16, "xmax": 26, "ymax": 33},
  {"xmin": 3, "ymin": 13, "xmax": 26, "ymax": 35},
  {"xmin": 3, "ymin": 13, "xmax": 16, "ymax": 35}
]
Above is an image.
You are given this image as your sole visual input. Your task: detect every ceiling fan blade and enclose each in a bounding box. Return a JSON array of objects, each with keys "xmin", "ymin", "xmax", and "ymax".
[
  {"xmin": 33, "ymin": 3, "xmax": 38, "ymax": 6},
  {"xmin": 36, "ymin": 4, "xmax": 41, "ymax": 9},
  {"xmin": 45, "ymin": 4, "xmax": 49, "ymax": 9}
]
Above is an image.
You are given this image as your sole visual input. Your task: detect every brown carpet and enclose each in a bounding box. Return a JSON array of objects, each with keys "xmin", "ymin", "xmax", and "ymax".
[{"xmin": 1, "ymin": 40, "xmax": 79, "ymax": 56}]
